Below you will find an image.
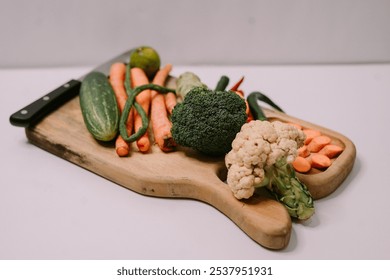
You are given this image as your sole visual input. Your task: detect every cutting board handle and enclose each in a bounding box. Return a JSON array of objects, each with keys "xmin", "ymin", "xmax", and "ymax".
[
  {"xmin": 188, "ymin": 172, "xmax": 292, "ymax": 250},
  {"xmin": 134, "ymin": 166, "xmax": 292, "ymax": 250}
]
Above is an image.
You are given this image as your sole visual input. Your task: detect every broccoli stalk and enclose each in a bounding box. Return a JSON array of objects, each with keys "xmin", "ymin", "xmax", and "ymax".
[{"xmin": 261, "ymin": 157, "xmax": 314, "ymax": 220}]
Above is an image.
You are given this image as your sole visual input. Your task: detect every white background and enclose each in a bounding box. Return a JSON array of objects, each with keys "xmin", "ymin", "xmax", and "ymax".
[
  {"xmin": 1, "ymin": 0, "xmax": 390, "ymax": 67},
  {"xmin": 1, "ymin": 0, "xmax": 390, "ymax": 260}
]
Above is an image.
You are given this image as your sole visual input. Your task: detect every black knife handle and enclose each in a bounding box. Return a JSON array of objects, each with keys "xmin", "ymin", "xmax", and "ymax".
[{"xmin": 9, "ymin": 79, "xmax": 82, "ymax": 127}]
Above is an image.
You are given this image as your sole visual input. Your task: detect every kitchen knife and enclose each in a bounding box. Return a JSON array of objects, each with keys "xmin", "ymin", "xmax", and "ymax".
[{"xmin": 9, "ymin": 49, "xmax": 133, "ymax": 127}]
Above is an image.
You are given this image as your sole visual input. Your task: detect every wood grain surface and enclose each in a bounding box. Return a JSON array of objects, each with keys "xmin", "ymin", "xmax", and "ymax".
[{"xmin": 25, "ymin": 94, "xmax": 356, "ymax": 250}]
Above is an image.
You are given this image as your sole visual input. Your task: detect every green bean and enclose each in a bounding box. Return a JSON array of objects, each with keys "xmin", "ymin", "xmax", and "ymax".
[{"xmin": 119, "ymin": 80, "xmax": 176, "ymax": 142}]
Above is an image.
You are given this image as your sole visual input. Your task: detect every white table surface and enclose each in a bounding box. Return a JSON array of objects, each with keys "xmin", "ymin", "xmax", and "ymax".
[{"xmin": 1, "ymin": 64, "xmax": 389, "ymax": 260}]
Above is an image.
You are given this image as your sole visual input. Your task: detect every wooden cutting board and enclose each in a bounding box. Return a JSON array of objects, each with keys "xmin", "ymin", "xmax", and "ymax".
[{"xmin": 25, "ymin": 93, "xmax": 356, "ymax": 250}]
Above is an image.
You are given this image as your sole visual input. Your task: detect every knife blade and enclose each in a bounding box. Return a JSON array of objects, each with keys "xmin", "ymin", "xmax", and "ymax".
[{"xmin": 9, "ymin": 49, "xmax": 133, "ymax": 127}]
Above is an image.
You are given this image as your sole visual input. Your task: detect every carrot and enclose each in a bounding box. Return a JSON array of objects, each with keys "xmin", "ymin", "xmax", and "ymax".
[
  {"xmin": 292, "ymin": 156, "xmax": 312, "ymax": 173},
  {"xmin": 131, "ymin": 67, "xmax": 152, "ymax": 152},
  {"xmin": 165, "ymin": 91, "xmax": 177, "ymax": 115},
  {"xmin": 298, "ymin": 145, "xmax": 310, "ymax": 158},
  {"xmin": 307, "ymin": 135, "xmax": 332, "ymax": 153},
  {"xmin": 302, "ymin": 129, "xmax": 322, "ymax": 145},
  {"xmin": 150, "ymin": 64, "xmax": 177, "ymax": 152},
  {"xmin": 230, "ymin": 77, "xmax": 252, "ymax": 122},
  {"xmin": 115, "ymin": 136, "xmax": 129, "ymax": 156},
  {"xmin": 110, "ymin": 63, "xmax": 127, "ymax": 108},
  {"xmin": 289, "ymin": 125, "xmax": 343, "ymax": 173},
  {"xmin": 310, "ymin": 154, "xmax": 332, "ymax": 169},
  {"xmin": 109, "ymin": 62, "xmax": 134, "ymax": 157},
  {"xmin": 319, "ymin": 144, "xmax": 344, "ymax": 158}
]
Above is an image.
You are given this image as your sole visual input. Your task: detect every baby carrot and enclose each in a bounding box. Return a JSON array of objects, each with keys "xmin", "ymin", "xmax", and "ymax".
[
  {"xmin": 109, "ymin": 62, "xmax": 133, "ymax": 156},
  {"xmin": 131, "ymin": 67, "xmax": 152, "ymax": 153}
]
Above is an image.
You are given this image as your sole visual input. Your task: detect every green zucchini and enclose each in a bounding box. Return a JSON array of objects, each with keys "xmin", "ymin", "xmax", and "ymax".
[{"xmin": 79, "ymin": 72, "xmax": 119, "ymax": 141}]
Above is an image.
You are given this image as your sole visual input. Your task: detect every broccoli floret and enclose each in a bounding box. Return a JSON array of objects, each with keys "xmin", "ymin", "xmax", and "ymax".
[{"xmin": 171, "ymin": 87, "xmax": 247, "ymax": 156}]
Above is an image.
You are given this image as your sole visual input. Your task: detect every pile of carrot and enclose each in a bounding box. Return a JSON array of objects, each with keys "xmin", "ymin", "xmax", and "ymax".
[
  {"xmin": 109, "ymin": 62, "xmax": 176, "ymax": 157},
  {"xmin": 290, "ymin": 123, "xmax": 344, "ymax": 173}
]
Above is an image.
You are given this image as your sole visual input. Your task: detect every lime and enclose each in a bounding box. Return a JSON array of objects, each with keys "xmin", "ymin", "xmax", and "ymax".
[{"xmin": 130, "ymin": 46, "xmax": 161, "ymax": 80}]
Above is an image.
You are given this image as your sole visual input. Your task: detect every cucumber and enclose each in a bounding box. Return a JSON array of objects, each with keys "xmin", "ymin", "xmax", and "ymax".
[{"xmin": 79, "ymin": 72, "xmax": 119, "ymax": 141}]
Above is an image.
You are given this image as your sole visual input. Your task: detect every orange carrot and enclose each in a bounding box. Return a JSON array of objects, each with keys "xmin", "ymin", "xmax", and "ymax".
[
  {"xmin": 319, "ymin": 144, "xmax": 344, "ymax": 158},
  {"xmin": 298, "ymin": 145, "xmax": 310, "ymax": 158},
  {"xmin": 310, "ymin": 154, "xmax": 332, "ymax": 169},
  {"xmin": 230, "ymin": 77, "xmax": 252, "ymax": 122},
  {"xmin": 165, "ymin": 91, "xmax": 177, "ymax": 115},
  {"xmin": 115, "ymin": 136, "xmax": 130, "ymax": 156},
  {"xmin": 307, "ymin": 135, "xmax": 332, "ymax": 153},
  {"xmin": 150, "ymin": 64, "xmax": 176, "ymax": 152},
  {"xmin": 131, "ymin": 67, "xmax": 152, "ymax": 152},
  {"xmin": 110, "ymin": 62, "xmax": 127, "ymax": 110},
  {"xmin": 109, "ymin": 62, "xmax": 133, "ymax": 157},
  {"xmin": 302, "ymin": 129, "xmax": 322, "ymax": 145},
  {"xmin": 288, "ymin": 124, "xmax": 342, "ymax": 172},
  {"xmin": 292, "ymin": 156, "xmax": 311, "ymax": 173}
]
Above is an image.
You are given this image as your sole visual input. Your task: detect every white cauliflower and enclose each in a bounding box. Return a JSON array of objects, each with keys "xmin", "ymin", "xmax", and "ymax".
[
  {"xmin": 226, "ymin": 120, "xmax": 305, "ymax": 199},
  {"xmin": 225, "ymin": 120, "xmax": 314, "ymax": 220}
]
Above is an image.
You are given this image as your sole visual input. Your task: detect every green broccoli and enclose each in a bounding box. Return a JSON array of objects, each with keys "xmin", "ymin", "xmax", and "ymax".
[{"xmin": 171, "ymin": 87, "xmax": 247, "ymax": 156}]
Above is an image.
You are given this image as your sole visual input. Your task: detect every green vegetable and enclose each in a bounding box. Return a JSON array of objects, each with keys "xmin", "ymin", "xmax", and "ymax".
[
  {"xmin": 176, "ymin": 72, "xmax": 207, "ymax": 100},
  {"xmin": 261, "ymin": 156, "xmax": 315, "ymax": 220},
  {"xmin": 244, "ymin": 94, "xmax": 314, "ymax": 220},
  {"xmin": 119, "ymin": 64, "xmax": 176, "ymax": 142},
  {"xmin": 171, "ymin": 87, "xmax": 247, "ymax": 156},
  {"xmin": 247, "ymin": 91, "xmax": 285, "ymax": 121},
  {"xmin": 215, "ymin": 75, "xmax": 229, "ymax": 91},
  {"xmin": 79, "ymin": 72, "xmax": 120, "ymax": 141}
]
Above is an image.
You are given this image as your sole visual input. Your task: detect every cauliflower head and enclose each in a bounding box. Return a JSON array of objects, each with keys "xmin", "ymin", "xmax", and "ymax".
[{"xmin": 225, "ymin": 120, "xmax": 306, "ymax": 199}]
